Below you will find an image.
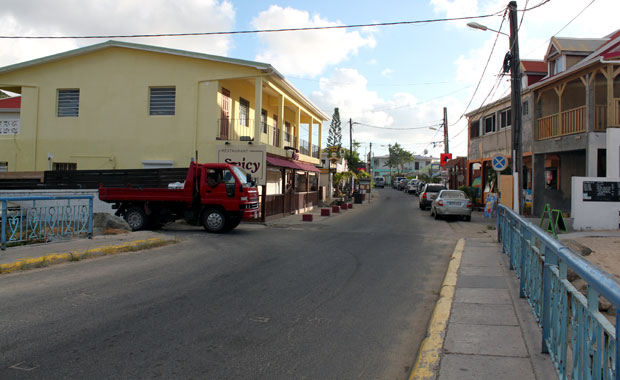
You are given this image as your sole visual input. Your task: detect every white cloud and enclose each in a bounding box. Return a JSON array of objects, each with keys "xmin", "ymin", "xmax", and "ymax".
[
  {"xmin": 0, "ymin": 0, "xmax": 236, "ymax": 67},
  {"xmin": 381, "ymin": 68, "xmax": 393, "ymax": 78},
  {"xmin": 251, "ymin": 6, "xmax": 376, "ymax": 76},
  {"xmin": 311, "ymin": 68, "xmax": 464, "ymax": 156}
]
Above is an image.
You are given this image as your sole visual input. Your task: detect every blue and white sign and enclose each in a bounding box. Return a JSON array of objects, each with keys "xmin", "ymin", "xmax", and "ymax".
[{"xmin": 492, "ymin": 154, "xmax": 508, "ymax": 172}]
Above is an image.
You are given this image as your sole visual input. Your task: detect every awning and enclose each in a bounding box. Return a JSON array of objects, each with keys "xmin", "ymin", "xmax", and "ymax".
[{"xmin": 266, "ymin": 155, "xmax": 319, "ymax": 173}]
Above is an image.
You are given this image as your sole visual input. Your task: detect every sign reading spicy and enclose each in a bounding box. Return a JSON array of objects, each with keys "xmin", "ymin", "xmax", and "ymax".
[{"xmin": 224, "ymin": 157, "xmax": 261, "ymax": 174}]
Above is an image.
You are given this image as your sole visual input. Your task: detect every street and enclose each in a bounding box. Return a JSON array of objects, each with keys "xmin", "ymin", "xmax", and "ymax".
[{"xmin": 0, "ymin": 189, "xmax": 491, "ymax": 379}]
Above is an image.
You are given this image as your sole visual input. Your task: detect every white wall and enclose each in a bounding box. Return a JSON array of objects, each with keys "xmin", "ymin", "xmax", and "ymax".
[
  {"xmin": 571, "ymin": 177, "xmax": 620, "ymax": 230},
  {"xmin": 607, "ymin": 128, "xmax": 620, "ymax": 178},
  {"xmin": 0, "ymin": 189, "xmax": 114, "ymax": 214}
]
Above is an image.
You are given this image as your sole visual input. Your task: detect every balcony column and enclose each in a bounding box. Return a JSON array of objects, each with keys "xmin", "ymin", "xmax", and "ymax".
[
  {"xmin": 254, "ymin": 76, "xmax": 263, "ymax": 142},
  {"xmin": 308, "ymin": 116, "xmax": 314, "ymax": 157},
  {"xmin": 278, "ymin": 94, "xmax": 285, "ymax": 148},
  {"xmin": 295, "ymin": 107, "xmax": 301, "ymax": 151},
  {"xmin": 584, "ymin": 73, "xmax": 597, "ymax": 176},
  {"xmin": 318, "ymin": 118, "xmax": 323, "ymax": 157},
  {"xmin": 605, "ymin": 65, "xmax": 617, "ymax": 127},
  {"xmin": 554, "ymin": 83, "xmax": 565, "ymax": 135}
]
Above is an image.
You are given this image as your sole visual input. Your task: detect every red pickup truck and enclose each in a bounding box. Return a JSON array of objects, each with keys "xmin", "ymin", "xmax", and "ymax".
[{"xmin": 99, "ymin": 162, "xmax": 259, "ymax": 233}]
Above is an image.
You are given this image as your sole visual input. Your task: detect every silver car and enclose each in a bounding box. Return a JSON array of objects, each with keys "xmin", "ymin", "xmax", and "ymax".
[{"xmin": 430, "ymin": 190, "xmax": 472, "ymax": 221}]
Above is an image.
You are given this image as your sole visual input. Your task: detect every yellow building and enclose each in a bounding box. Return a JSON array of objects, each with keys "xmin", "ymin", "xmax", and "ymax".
[{"xmin": 0, "ymin": 40, "xmax": 328, "ymax": 219}]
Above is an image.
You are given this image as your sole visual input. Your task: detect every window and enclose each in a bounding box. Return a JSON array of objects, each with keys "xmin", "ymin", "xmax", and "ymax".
[
  {"xmin": 554, "ymin": 59, "xmax": 563, "ymax": 74},
  {"xmin": 52, "ymin": 162, "xmax": 77, "ymax": 171},
  {"xmin": 0, "ymin": 161, "xmax": 7, "ymax": 172},
  {"xmin": 484, "ymin": 114, "xmax": 496, "ymax": 134},
  {"xmin": 522, "ymin": 101, "xmax": 529, "ymax": 115},
  {"xmin": 415, "ymin": 162, "xmax": 420, "ymax": 170},
  {"xmin": 470, "ymin": 119, "xmax": 480, "ymax": 138},
  {"xmin": 261, "ymin": 109, "xmax": 268, "ymax": 133},
  {"xmin": 499, "ymin": 108, "xmax": 511, "ymax": 129},
  {"xmin": 57, "ymin": 89, "xmax": 80, "ymax": 117},
  {"xmin": 149, "ymin": 87, "xmax": 175, "ymax": 115},
  {"xmin": 239, "ymin": 98, "xmax": 250, "ymax": 127}
]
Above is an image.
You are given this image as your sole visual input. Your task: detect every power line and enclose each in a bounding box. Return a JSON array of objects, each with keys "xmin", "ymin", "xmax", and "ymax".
[
  {"xmin": 448, "ymin": 9, "xmax": 508, "ymax": 128},
  {"xmin": 523, "ymin": 0, "xmax": 597, "ymax": 57},
  {"xmin": 354, "ymin": 122, "xmax": 444, "ymax": 130},
  {"xmin": 0, "ymin": 11, "xmax": 506, "ymax": 40}
]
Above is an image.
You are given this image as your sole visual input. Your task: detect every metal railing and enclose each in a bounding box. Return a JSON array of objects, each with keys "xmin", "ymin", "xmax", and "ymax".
[
  {"xmin": 1, "ymin": 196, "xmax": 93, "ymax": 250},
  {"xmin": 312, "ymin": 144, "xmax": 320, "ymax": 158},
  {"xmin": 300, "ymin": 139, "xmax": 310, "ymax": 156},
  {"xmin": 217, "ymin": 118, "xmax": 254, "ymax": 141},
  {"xmin": 497, "ymin": 204, "xmax": 619, "ymax": 379}
]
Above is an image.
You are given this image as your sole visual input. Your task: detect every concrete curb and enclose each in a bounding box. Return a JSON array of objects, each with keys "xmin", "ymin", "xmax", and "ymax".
[
  {"xmin": 409, "ymin": 238, "xmax": 465, "ymax": 380},
  {"xmin": 0, "ymin": 237, "xmax": 177, "ymax": 274}
]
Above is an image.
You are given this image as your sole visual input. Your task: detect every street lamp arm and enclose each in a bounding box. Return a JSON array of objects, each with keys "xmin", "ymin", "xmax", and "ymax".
[{"xmin": 466, "ymin": 21, "xmax": 508, "ymax": 37}]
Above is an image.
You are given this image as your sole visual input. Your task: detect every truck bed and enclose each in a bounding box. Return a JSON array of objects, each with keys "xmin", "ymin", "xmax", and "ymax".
[{"xmin": 98, "ymin": 185, "xmax": 193, "ymax": 203}]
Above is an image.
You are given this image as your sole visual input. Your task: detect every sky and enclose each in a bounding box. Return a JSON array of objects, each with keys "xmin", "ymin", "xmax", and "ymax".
[{"xmin": 1, "ymin": 0, "xmax": 619, "ymax": 159}]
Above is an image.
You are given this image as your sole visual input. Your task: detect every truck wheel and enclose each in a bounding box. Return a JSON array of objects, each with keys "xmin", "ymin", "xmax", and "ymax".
[
  {"xmin": 125, "ymin": 207, "xmax": 147, "ymax": 231},
  {"xmin": 225, "ymin": 218, "xmax": 241, "ymax": 231},
  {"xmin": 202, "ymin": 209, "xmax": 226, "ymax": 233}
]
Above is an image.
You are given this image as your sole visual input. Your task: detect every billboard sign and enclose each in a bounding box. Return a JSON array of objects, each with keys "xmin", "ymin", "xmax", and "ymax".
[{"xmin": 217, "ymin": 144, "xmax": 267, "ymax": 185}]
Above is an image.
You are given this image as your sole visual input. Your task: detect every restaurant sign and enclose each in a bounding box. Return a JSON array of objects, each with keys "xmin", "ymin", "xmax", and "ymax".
[{"xmin": 217, "ymin": 144, "xmax": 267, "ymax": 185}]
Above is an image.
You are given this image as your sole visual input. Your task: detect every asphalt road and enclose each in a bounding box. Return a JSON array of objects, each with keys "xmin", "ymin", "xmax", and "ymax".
[{"xmin": 0, "ymin": 188, "xmax": 484, "ymax": 380}]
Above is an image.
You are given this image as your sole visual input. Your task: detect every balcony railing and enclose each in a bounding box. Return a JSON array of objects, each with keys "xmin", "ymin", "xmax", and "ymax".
[
  {"xmin": 312, "ymin": 144, "xmax": 320, "ymax": 158},
  {"xmin": 300, "ymin": 139, "xmax": 310, "ymax": 156},
  {"xmin": 217, "ymin": 118, "xmax": 254, "ymax": 141},
  {"xmin": 594, "ymin": 105, "xmax": 608, "ymax": 131},
  {"xmin": 537, "ymin": 106, "xmax": 585, "ymax": 140}
]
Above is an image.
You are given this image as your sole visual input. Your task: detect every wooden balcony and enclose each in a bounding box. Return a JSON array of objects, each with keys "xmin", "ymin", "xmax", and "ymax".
[{"xmin": 537, "ymin": 100, "xmax": 620, "ymax": 139}]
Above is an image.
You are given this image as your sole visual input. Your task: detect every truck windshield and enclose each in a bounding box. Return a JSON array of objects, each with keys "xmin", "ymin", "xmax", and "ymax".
[{"xmin": 231, "ymin": 166, "xmax": 250, "ymax": 185}]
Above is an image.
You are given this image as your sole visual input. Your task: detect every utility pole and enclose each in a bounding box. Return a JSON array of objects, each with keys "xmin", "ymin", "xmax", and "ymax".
[
  {"xmin": 388, "ymin": 144, "xmax": 392, "ymax": 185},
  {"xmin": 443, "ymin": 107, "xmax": 449, "ymax": 154},
  {"xmin": 369, "ymin": 142, "xmax": 373, "ymax": 175},
  {"xmin": 349, "ymin": 119, "xmax": 353, "ymax": 168},
  {"xmin": 349, "ymin": 118, "xmax": 354, "ymax": 193},
  {"xmin": 509, "ymin": 1, "xmax": 523, "ymax": 214}
]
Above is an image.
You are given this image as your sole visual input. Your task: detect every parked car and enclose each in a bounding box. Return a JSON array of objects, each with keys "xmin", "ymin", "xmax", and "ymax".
[
  {"xmin": 406, "ymin": 180, "xmax": 419, "ymax": 194},
  {"xmin": 392, "ymin": 177, "xmax": 406, "ymax": 189},
  {"xmin": 397, "ymin": 178, "xmax": 408, "ymax": 191},
  {"xmin": 418, "ymin": 183, "xmax": 447, "ymax": 210},
  {"xmin": 374, "ymin": 176, "xmax": 386, "ymax": 188},
  {"xmin": 430, "ymin": 190, "xmax": 472, "ymax": 221},
  {"xmin": 416, "ymin": 181, "xmax": 426, "ymax": 195}
]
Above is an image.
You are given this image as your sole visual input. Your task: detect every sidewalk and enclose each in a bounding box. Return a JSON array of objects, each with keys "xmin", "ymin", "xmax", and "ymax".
[
  {"xmin": 0, "ymin": 231, "xmax": 176, "ymax": 273},
  {"xmin": 412, "ymin": 236, "xmax": 559, "ymax": 380}
]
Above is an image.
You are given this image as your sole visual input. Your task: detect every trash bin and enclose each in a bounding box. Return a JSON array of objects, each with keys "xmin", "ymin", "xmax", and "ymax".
[{"xmin": 354, "ymin": 193, "xmax": 364, "ymax": 204}]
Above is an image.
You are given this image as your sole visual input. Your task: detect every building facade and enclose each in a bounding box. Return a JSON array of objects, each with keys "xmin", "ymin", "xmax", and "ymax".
[
  {"xmin": 466, "ymin": 30, "xmax": 620, "ymax": 215},
  {"xmin": 0, "ymin": 40, "xmax": 329, "ymax": 220}
]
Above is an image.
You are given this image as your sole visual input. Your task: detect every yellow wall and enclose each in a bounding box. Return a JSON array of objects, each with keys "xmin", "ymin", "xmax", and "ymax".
[{"xmin": 0, "ymin": 45, "xmax": 324, "ymax": 170}]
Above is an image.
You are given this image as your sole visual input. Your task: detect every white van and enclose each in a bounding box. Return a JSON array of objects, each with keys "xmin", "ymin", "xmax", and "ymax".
[{"xmin": 374, "ymin": 176, "xmax": 386, "ymax": 188}]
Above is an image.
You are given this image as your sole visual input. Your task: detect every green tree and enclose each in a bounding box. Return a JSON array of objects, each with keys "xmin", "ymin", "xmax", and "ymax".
[
  {"xmin": 385, "ymin": 143, "xmax": 414, "ymax": 175},
  {"xmin": 327, "ymin": 108, "xmax": 342, "ymax": 152}
]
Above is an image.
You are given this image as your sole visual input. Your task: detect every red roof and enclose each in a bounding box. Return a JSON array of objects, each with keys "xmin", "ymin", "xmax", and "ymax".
[
  {"xmin": 0, "ymin": 96, "xmax": 21, "ymax": 109},
  {"xmin": 266, "ymin": 155, "xmax": 319, "ymax": 172},
  {"xmin": 521, "ymin": 60, "xmax": 547, "ymax": 73}
]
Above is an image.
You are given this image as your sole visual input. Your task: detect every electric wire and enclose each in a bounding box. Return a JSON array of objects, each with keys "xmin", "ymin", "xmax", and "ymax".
[{"xmin": 0, "ymin": 12, "xmax": 506, "ymax": 39}]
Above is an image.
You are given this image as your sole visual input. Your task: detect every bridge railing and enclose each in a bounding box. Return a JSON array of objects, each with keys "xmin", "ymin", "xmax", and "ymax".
[
  {"xmin": 497, "ymin": 204, "xmax": 618, "ymax": 379},
  {"xmin": 1, "ymin": 196, "xmax": 93, "ymax": 250}
]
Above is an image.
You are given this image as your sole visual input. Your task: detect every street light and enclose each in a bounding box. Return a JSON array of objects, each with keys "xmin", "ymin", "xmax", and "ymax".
[
  {"xmin": 466, "ymin": 2, "xmax": 522, "ymax": 214},
  {"xmin": 466, "ymin": 22, "xmax": 509, "ymax": 37}
]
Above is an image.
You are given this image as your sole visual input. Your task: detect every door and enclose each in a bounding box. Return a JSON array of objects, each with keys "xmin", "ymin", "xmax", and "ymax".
[{"xmin": 220, "ymin": 88, "xmax": 231, "ymax": 140}]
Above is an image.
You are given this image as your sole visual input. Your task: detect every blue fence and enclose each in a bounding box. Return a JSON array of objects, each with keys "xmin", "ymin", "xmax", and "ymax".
[
  {"xmin": 498, "ymin": 204, "xmax": 619, "ymax": 380},
  {"xmin": 1, "ymin": 196, "xmax": 93, "ymax": 250}
]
